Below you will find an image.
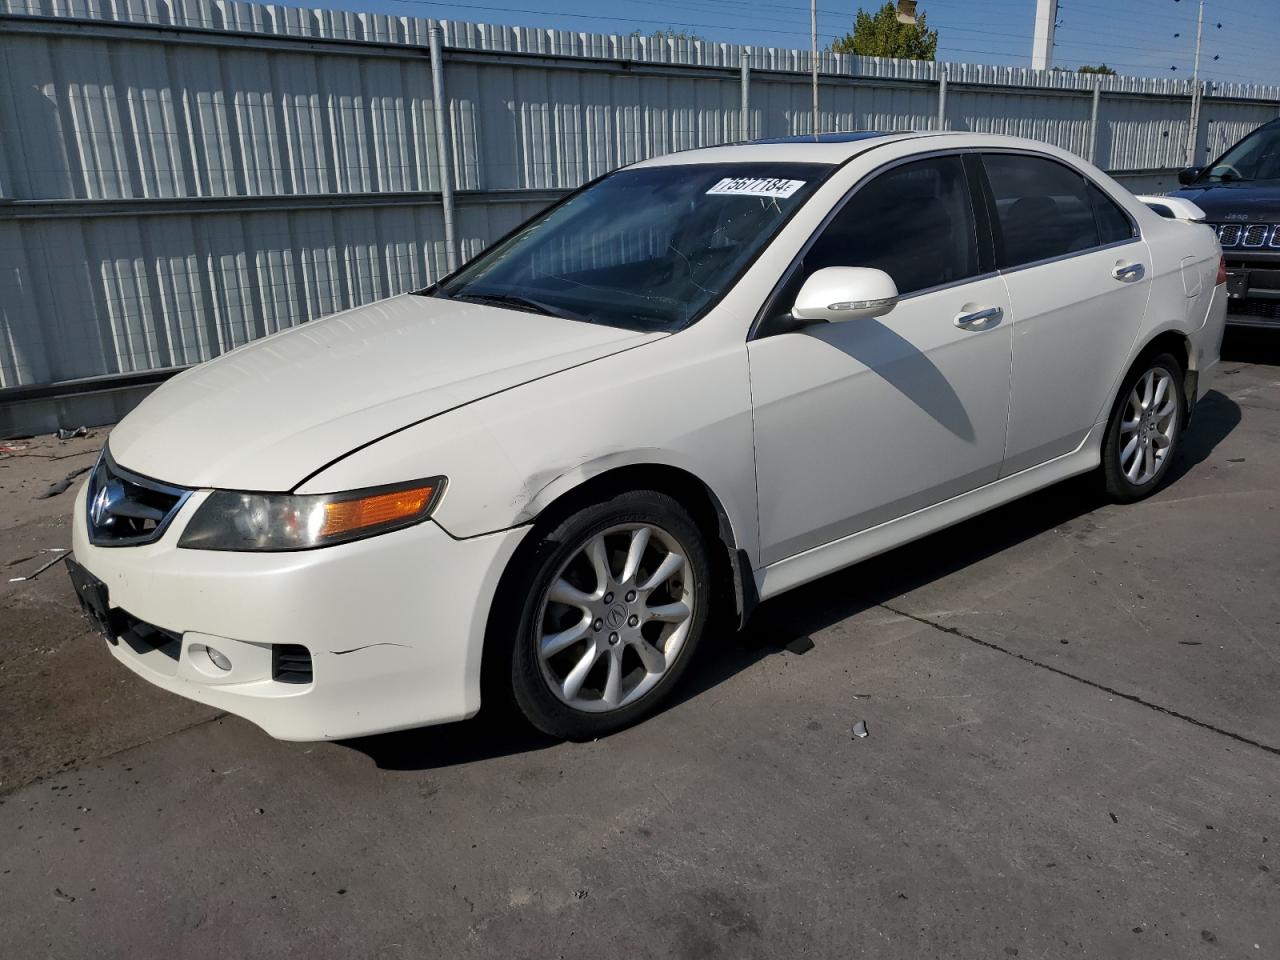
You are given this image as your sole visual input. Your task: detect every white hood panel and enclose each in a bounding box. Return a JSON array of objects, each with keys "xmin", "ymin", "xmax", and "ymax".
[{"xmin": 108, "ymin": 295, "xmax": 660, "ymax": 490}]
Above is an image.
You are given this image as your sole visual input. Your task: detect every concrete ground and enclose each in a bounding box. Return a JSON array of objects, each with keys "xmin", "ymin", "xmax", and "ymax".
[{"xmin": 1, "ymin": 330, "xmax": 1277, "ymax": 959}]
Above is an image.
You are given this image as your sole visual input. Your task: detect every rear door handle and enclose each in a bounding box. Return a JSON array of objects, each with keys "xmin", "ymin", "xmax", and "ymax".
[
  {"xmin": 1113, "ymin": 262, "xmax": 1146, "ymax": 282},
  {"xmin": 954, "ymin": 306, "xmax": 1003, "ymax": 329}
]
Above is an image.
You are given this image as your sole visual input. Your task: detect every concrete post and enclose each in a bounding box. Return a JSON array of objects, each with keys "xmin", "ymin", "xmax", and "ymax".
[
  {"xmin": 428, "ymin": 25, "xmax": 459, "ymax": 273},
  {"xmin": 936, "ymin": 67, "xmax": 948, "ymax": 131},
  {"xmin": 1087, "ymin": 78, "xmax": 1101, "ymax": 165}
]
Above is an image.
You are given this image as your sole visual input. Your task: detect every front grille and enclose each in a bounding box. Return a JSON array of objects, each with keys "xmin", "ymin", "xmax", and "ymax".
[
  {"xmin": 272, "ymin": 644, "xmax": 313, "ymax": 684},
  {"xmin": 1213, "ymin": 222, "xmax": 1280, "ymax": 249},
  {"xmin": 86, "ymin": 450, "xmax": 191, "ymax": 547}
]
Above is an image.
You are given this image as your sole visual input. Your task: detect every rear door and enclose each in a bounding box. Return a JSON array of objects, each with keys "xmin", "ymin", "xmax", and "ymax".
[{"xmin": 977, "ymin": 153, "xmax": 1151, "ymax": 475}]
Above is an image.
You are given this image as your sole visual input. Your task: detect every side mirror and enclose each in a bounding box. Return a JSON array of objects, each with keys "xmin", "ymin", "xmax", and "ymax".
[
  {"xmin": 792, "ymin": 267, "xmax": 899, "ymax": 323},
  {"xmin": 1177, "ymin": 166, "xmax": 1203, "ymax": 186}
]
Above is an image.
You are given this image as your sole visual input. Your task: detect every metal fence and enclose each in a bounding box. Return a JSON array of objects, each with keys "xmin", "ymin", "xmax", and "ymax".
[{"xmin": 3, "ymin": 0, "xmax": 1279, "ymax": 433}]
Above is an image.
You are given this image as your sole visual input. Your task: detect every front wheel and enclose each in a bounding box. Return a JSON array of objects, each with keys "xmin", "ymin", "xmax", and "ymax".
[
  {"xmin": 1101, "ymin": 352, "xmax": 1185, "ymax": 502},
  {"xmin": 504, "ymin": 490, "xmax": 713, "ymax": 740}
]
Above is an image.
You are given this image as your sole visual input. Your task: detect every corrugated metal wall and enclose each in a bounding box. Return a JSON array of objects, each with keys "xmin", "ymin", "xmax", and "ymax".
[{"xmin": 2, "ymin": 0, "xmax": 1279, "ymax": 413}]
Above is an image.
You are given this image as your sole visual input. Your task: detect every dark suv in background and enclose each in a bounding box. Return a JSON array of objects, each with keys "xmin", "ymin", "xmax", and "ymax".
[{"xmin": 1173, "ymin": 117, "xmax": 1280, "ymax": 328}]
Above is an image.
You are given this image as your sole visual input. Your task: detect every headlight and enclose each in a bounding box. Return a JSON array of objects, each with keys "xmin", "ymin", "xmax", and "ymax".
[{"xmin": 177, "ymin": 478, "xmax": 445, "ymax": 551}]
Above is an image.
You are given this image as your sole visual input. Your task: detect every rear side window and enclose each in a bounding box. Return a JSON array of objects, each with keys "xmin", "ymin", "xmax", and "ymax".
[
  {"xmin": 802, "ymin": 155, "xmax": 981, "ymax": 296},
  {"xmin": 983, "ymin": 154, "xmax": 1103, "ymax": 268},
  {"xmin": 1088, "ymin": 182, "xmax": 1137, "ymax": 245}
]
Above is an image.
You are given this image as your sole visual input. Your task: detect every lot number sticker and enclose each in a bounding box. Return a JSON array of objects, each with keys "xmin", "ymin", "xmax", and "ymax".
[{"xmin": 706, "ymin": 177, "xmax": 806, "ymax": 199}]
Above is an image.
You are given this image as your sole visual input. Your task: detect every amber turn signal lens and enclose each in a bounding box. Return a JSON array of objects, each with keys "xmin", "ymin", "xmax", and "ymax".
[{"xmin": 319, "ymin": 485, "xmax": 435, "ymax": 538}]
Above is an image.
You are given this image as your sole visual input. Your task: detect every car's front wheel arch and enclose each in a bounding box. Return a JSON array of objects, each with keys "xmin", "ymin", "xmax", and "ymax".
[{"xmin": 479, "ymin": 465, "xmax": 745, "ymax": 727}]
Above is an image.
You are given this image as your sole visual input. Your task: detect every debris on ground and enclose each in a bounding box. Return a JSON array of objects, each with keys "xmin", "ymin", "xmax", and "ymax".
[
  {"xmin": 0, "ymin": 444, "xmax": 28, "ymax": 456},
  {"xmin": 784, "ymin": 635, "xmax": 815, "ymax": 655},
  {"xmin": 36, "ymin": 464, "xmax": 93, "ymax": 500},
  {"xmin": 56, "ymin": 426, "xmax": 90, "ymax": 441},
  {"xmin": 7, "ymin": 549, "xmax": 69, "ymax": 583},
  {"xmin": 851, "ymin": 720, "xmax": 869, "ymax": 739}
]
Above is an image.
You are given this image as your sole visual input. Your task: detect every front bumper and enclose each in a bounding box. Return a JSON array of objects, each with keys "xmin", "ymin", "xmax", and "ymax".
[
  {"xmin": 1223, "ymin": 256, "xmax": 1280, "ymax": 327},
  {"xmin": 70, "ymin": 482, "xmax": 527, "ymax": 740}
]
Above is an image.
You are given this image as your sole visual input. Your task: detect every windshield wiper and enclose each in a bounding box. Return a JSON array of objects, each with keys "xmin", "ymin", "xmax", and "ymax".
[{"xmin": 448, "ymin": 291, "xmax": 595, "ymax": 324}]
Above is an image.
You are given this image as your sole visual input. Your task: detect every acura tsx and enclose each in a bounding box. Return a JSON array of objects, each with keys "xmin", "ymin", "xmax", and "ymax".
[{"xmin": 67, "ymin": 131, "xmax": 1228, "ymax": 741}]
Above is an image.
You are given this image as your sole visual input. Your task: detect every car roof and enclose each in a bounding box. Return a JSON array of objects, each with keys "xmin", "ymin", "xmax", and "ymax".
[
  {"xmin": 631, "ymin": 130, "xmax": 959, "ymax": 167},
  {"xmin": 630, "ymin": 130, "xmax": 1110, "ymax": 170}
]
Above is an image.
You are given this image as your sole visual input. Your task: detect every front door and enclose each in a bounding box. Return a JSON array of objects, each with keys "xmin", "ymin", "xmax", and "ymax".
[{"xmin": 748, "ymin": 154, "xmax": 1015, "ymax": 566}]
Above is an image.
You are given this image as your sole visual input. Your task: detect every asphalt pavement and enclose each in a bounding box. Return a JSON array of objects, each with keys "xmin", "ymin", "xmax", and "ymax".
[{"xmin": 1, "ymin": 330, "xmax": 1277, "ymax": 959}]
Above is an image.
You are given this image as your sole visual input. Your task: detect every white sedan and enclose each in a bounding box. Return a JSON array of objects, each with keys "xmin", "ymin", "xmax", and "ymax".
[{"xmin": 67, "ymin": 132, "xmax": 1228, "ymax": 741}]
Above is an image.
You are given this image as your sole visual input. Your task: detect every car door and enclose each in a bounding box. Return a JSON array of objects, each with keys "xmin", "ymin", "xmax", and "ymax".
[
  {"xmin": 747, "ymin": 153, "xmax": 1014, "ymax": 567},
  {"xmin": 977, "ymin": 152, "xmax": 1151, "ymax": 475}
]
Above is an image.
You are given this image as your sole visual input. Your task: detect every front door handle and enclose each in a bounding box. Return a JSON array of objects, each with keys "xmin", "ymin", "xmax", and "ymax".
[
  {"xmin": 1113, "ymin": 262, "xmax": 1146, "ymax": 282},
  {"xmin": 954, "ymin": 306, "xmax": 1003, "ymax": 329}
]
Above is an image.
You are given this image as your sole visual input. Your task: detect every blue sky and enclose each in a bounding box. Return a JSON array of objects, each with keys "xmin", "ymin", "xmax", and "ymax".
[{"xmin": 311, "ymin": 0, "xmax": 1278, "ymax": 86}]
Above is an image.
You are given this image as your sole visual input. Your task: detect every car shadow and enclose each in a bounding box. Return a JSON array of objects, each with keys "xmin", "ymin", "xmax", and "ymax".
[
  {"xmin": 1163, "ymin": 388, "xmax": 1241, "ymax": 485},
  {"xmin": 807, "ymin": 319, "xmax": 977, "ymax": 442},
  {"xmin": 1221, "ymin": 325, "xmax": 1280, "ymax": 366},
  {"xmin": 337, "ymin": 386, "xmax": 1242, "ymax": 772}
]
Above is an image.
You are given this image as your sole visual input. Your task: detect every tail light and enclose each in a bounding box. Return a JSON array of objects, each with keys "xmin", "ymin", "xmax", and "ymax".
[{"xmin": 1216, "ymin": 255, "xmax": 1228, "ymax": 286}]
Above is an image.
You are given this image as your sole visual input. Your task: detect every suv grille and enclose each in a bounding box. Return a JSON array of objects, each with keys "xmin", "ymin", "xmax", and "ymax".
[
  {"xmin": 86, "ymin": 450, "xmax": 191, "ymax": 547},
  {"xmin": 1212, "ymin": 222, "xmax": 1280, "ymax": 249}
]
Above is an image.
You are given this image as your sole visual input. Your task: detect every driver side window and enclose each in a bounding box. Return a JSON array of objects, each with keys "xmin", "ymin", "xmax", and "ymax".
[{"xmin": 766, "ymin": 155, "xmax": 981, "ymax": 328}]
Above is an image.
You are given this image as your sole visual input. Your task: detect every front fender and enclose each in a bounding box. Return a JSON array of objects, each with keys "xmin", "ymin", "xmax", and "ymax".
[{"xmin": 297, "ymin": 331, "xmax": 761, "ymax": 566}]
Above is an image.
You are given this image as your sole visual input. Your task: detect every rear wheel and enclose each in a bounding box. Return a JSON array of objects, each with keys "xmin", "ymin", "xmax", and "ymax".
[
  {"xmin": 503, "ymin": 490, "xmax": 712, "ymax": 740},
  {"xmin": 1101, "ymin": 352, "xmax": 1184, "ymax": 502}
]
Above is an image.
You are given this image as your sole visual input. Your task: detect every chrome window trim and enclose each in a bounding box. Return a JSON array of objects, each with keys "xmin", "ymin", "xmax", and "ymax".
[
  {"xmin": 997, "ymin": 237, "xmax": 1146, "ymax": 278},
  {"xmin": 86, "ymin": 447, "xmax": 193, "ymax": 548},
  {"xmin": 895, "ymin": 270, "xmax": 1002, "ymax": 304}
]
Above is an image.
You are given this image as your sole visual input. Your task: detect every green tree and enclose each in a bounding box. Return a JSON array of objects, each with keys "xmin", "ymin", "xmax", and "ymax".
[
  {"xmin": 629, "ymin": 27, "xmax": 706, "ymax": 43},
  {"xmin": 831, "ymin": 2, "xmax": 938, "ymax": 60},
  {"xmin": 1077, "ymin": 63, "xmax": 1117, "ymax": 75}
]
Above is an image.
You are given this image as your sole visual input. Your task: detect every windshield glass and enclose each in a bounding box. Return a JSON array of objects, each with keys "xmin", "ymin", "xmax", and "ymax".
[
  {"xmin": 435, "ymin": 163, "xmax": 829, "ymax": 331},
  {"xmin": 1203, "ymin": 123, "xmax": 1280, "ymax": 183}
]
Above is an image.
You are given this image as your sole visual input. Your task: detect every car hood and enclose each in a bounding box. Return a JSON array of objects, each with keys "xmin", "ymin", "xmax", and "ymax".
[
  {"xmin": 1172, "ymin": 182, "xmax": 1280, "ymax": 221},
  {"xmin": 108, "ymin": 294, "xmax": 663, "ymax": 491}
]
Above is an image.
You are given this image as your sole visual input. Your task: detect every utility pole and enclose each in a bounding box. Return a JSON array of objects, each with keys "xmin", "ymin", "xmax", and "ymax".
[
  {"xmin": 810, "ymin": 0, "xmax": 819, "ymax": 135},
  {"xmin": 1186, "ymin": 0, "xmax": 1206, "ymax": 165},
  {"xmin": 1031, "ymin": 0, "xmax": 1058, "ymax": 71}
]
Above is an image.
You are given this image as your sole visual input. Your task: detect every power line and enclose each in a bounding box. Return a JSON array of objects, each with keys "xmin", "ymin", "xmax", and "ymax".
[{"xmin": 390, "ymin": 0, "xmax": 1277, "ymax": 84}]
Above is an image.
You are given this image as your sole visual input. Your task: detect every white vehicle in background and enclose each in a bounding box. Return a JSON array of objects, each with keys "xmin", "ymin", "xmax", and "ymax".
[{"xmin": 67, "ymin": 132, "xmax": 1227, "ymax": 742}]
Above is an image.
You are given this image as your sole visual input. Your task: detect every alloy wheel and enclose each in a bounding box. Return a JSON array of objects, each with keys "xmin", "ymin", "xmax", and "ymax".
[
  {"xmin": 1118, "ymin": 366, "xmax": 1179, "ymax": 486},
  {"xmin": 536, "ymin": 523, "xmax": 696, "ymax": 713}
]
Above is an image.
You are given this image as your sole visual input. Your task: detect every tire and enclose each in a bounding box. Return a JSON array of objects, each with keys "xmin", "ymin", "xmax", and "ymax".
[
  {"xmin": 500, "ymin": 489, "xmax": 713, "ymax": 740},
  {"xmin": 1101, "ymin": 351, "xmax": 1185, "ymax": 503}
]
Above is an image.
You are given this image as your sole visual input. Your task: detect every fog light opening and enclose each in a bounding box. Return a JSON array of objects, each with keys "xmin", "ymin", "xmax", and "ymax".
[{"xmin": 205, "ymin": 645, "xmax": 232, "ymax": 672}]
